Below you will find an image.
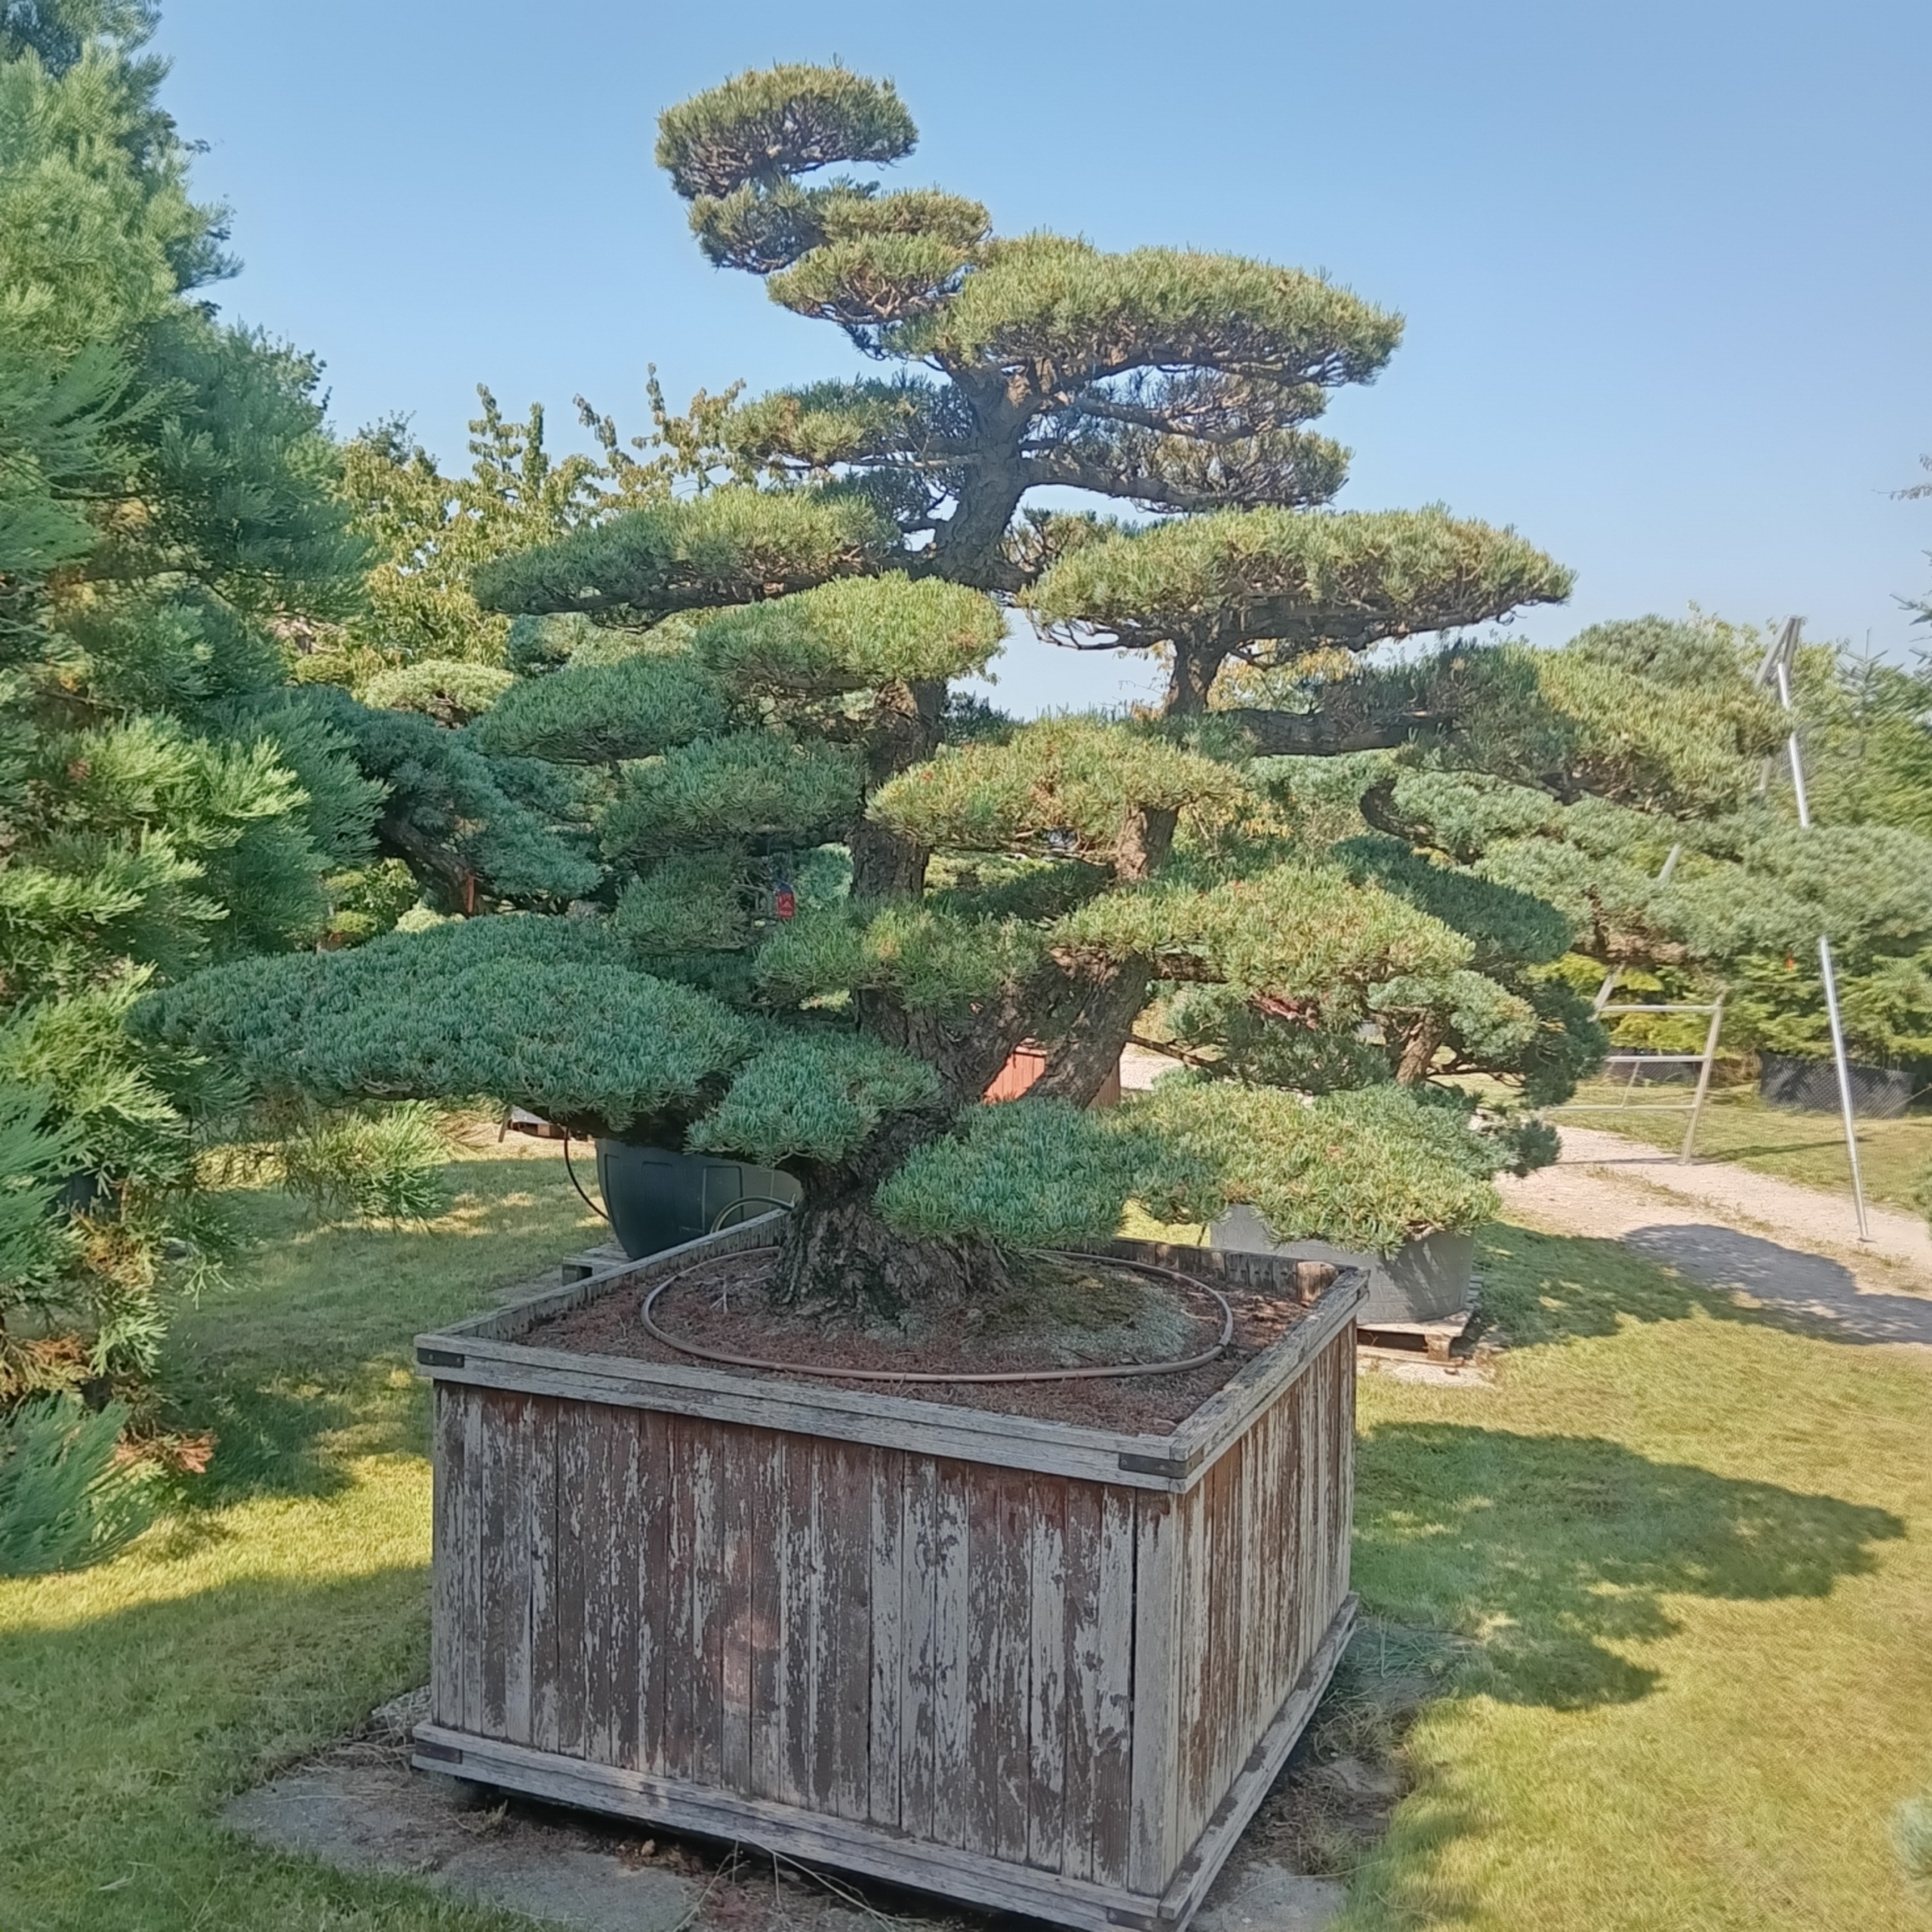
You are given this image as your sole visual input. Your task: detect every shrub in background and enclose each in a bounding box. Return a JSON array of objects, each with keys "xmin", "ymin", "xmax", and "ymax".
[
  {"xmin": 0, "ymin": 1395, "xmax": 152, "ymax": 1577},
  {"xmin": 278, "ymin": 1103, "xmax": 453, "ymax": 1225}
]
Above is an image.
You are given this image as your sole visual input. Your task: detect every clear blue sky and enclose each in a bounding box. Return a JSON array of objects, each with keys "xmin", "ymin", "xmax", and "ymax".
[{"xmin": 154, "ymin": 0, "xmax": 1930, "ymax": 709}]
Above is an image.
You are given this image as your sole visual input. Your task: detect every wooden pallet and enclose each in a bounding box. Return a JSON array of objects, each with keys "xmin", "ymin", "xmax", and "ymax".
[{"xmin": 1356, "ymin": 1281, "xmax": 1479, "ymax": 1363}]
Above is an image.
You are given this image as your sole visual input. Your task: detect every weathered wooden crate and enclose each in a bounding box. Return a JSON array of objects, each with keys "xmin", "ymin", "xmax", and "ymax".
[{"xmin": 412, "ymin": 1220, "xmax": 1364, "ymax": 1932}]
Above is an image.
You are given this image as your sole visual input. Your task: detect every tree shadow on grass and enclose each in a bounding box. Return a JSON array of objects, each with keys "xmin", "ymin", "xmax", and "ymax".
[
  {"xmin": 1355, "ymin": 1420, "xmax": 1903, "ymax": 1710},
  {"xmin": 1476, "ymin": 1220, "xmax": 1928, "ymax": 1349},
  {"xmin": 157, "ymin": 1155, "xmax": 599, "ymax": 1513},
  {"xmin": 1620, "ymin": 1223, "xmax": 1932, "ymax": 1343}
]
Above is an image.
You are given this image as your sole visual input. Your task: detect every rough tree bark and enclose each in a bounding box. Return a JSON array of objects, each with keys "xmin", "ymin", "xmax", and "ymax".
[{"xmin": 769, "ymin": 1196, "xmax": 1017, "ymax": 1324}]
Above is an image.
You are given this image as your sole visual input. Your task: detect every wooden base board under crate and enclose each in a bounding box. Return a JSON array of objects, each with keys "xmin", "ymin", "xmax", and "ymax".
[
  {"xmin": 1356, "ymin": 1277, "xmax": 1480, "ymax": 1363},
  {"xmin": 412, "ymin": 1219, "xmax": 1366, "ymax": 1932}
]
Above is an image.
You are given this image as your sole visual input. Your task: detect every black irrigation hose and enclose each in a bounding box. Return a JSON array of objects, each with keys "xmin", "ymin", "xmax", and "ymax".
[
  {"xmin": 639, "ymin": 1246, "xmax": 1234, "ymax": 1384},
  {"xmin": 710, "ymin": 1195, "xmax": 800, "ymax": 1233},
  {"xmin": 561, "ymin": 1133, "xmax": 612, "ymax": 1226}
]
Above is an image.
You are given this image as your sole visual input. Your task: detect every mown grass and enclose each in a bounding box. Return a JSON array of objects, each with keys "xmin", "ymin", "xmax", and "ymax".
[
  {"xmin": 3, "ymin": 1143, "xmax": 1929, "ymax": 1930},
  {"xmin": 0, "ymin": 1133, "xmax": 602, "ymax": 1932},
  {"xmin": 1558, "ymin": 1079, "xmax": 1932, "ymax": 1211},
  {"xmin": 1343, "ymin": 1225, "xmax": 1932, "ymax": 1930}
]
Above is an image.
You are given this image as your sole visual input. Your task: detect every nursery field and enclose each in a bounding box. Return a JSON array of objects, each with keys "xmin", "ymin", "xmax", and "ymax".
[
  {"xmin": 3, "ymin": 1142, "xmax": 1929, "ymax": 1932},
  {"xmin": 1558, "ymin": 1081, "xmax": 1932, "ymax": 1208}
]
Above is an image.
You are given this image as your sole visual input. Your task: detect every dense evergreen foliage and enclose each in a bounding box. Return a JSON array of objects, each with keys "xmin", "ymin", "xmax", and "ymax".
[
  {"xmin": 147, "ymin": 63, "xmax": 1616, "ymax": 1321},
  {"xmin": 0, "ymin": 0, "xmax": 385, "ymax": 1407}
]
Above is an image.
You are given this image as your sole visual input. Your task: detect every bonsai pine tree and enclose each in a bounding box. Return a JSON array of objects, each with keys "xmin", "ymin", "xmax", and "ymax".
[
  {"xmin": 1267, "ymin": 614, "xmax": 1932, "ymax": 1079},
  {"xmin": 148, "ymin": 65, "xmax": 1601, "ymax": 1321}
]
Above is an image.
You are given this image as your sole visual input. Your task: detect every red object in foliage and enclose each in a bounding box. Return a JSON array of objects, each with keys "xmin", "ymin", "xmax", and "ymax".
[
  {"xmin": 774, "ymin": 888, "xmax": 796, "ymax": 920},
  {"xmin": 983, "ymin": 1044, "xmax": 1123, "ymax": 1107},
  {"xmin": 984, "ymin": 1044, "xmax": 1048, "ymax": 1101}
]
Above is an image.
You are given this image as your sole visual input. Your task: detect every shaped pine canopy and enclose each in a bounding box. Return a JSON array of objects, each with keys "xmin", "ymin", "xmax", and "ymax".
[
  {"xmin": 695, "ymin": 574, "xmax": 1003, "ymax": 696},
  {"xmin": 137, "ymin": 917, "xmax": 760, "ymax": 1135},
  {"xmin": 656, "ymin": 66, "xmax": 917, "ymax": 201},
  {"xmin": 1028, "ymin": 506, "xmax": 1574, "ymax": 697},
  {"xmin": 472, "ymin": 488, "xmax": 892, "ymax": 619},
  {"xmin": 654, "ymin": 66, "xmax": 1412, "ymax": 588}
]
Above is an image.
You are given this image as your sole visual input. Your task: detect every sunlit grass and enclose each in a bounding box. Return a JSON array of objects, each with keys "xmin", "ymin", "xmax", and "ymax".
[
  {"xmin": 1557, "ymin": 1080, "xmax": 1932, "ymax": 1211},
  {"xmin": 3, "ymin": 1131, "xmax": 1929, "ymax": 1930},
  {"xmin": 1341, "ymin": 1224, "xmax": 1932, "ymax": 1930}
]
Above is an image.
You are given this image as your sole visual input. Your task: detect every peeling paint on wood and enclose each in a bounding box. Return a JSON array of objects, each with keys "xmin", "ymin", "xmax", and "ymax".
[{"xmin": 423, "ymin": 1241, "xmax": 1361, "ymax": 1932}]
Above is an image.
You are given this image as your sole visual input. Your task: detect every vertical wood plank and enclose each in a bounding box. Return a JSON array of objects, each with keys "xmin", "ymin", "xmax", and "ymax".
[
  {"xmin": 1337, "ymin": 1324, "xmax": 1357, "ymax": 1604},
  {"xmin": 526, "ymin": 1396, "xmax": 559, "ymax": 1753},
  {"xmin": 749, "ymin": 1429, "xmax": 789, "ymax": 1802},
  {"xmin": 479, "ymin": 1391, "xmax": 534, "ymax": 1742},
  {"xmin": 430, "ymin": 1386, "xmax": 467, "ymax": 1732},
  {"xmin": 460, "ymin": 1386, "xmax": 487, "ymax": 1737},
  {"xmin": 1295, "ymin": 1352, "xmax": 1317, "ymax": 1674},
  {"xmin": 899, "ymin": 1456, "xmax": 940, "ymax": 1841},
  {"xmin": 1128, "ymin": 1487, "xmax": 1183, "ymax": 1893},
  {"xmin": 1088, "ymin": 1484, "xmax": 1137, "ymax": 1887},
  {"xmin": 1238, "ymin": 1405, "xmax": 1269, "ymax": 1745},
  {"xmin": 1259, "ymin": 1386, "xmax": 1285, "ymax": 1699},
  {"xmin": 992, "ymin": 1471, "xmax": 1031, "ymax": 1863},
  {"xmin": 716, "ymin": 1423, "xmax": 756, "ymax": 1794},
  {"xmin": 635, "ymin": 1407, "xmax": 672, "ymax": 1776},
  {"xmin": 689, "ymin": 1424, "xmax": 724, "ymax": 1789},
  {"xmin": 1177, "ymin": 1446, "xmax": 1216, "ymax": 1845},
  {"xmin": 661, "ymin": 1417, "xmax": 700, "ymax": 1782},
  {"xmin": 827, "ymin": 1440, "xmax": 874, "ymax": 1823},
  {"xmin": 1218, "ymin": 1444, "xmax": 1249, "ymax": 1816},
  {"xmin": 867, "ymin": 1447, "xmax": 905, "ymax": 1829},
  {"xmin": 552, "ymin": 1401, "xmax": 589, "ymax": 1758},
  {"xmin": 929, "ymin": 1460, "xmax": 971, "ymax": 1848},
  {"xmin": 1059, "ymin": 1481, "xmax": 1103, "ymax": 1884},
  {"xmin": 594, "ymin": 1402, "xmax": 642, "ymax": 1770},
  {"xmin": 574, "ymin": 1402, "xmax": 605, "ymax": 1764},
  {"xmin": 1025, "ymin": 1474, "xmax": 1067, "ymax": 1872},
  {"xmin": 783, "ymin": 1428, "xmax": 818, "ymax": 1808}
]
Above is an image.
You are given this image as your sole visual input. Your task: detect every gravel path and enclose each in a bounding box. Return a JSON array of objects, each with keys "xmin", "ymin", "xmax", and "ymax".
[{"xmin": 1500, "ymin": 1124, "xmax": 1932, "ymax": 1345}]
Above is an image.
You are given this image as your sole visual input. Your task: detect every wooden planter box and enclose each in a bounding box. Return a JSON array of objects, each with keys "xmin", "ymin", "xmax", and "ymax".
[{"xmin": 412, "ymin": 1221, "xmax": 1365, "ymax": 1932}]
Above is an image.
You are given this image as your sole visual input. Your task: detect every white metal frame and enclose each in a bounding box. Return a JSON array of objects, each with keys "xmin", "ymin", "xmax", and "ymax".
[
  {"xmin": 1549, "ymin": 844, "xmax": 1727, "ymax": 1162},
  {"xmin": 1755, "ymin": 618, "xmax": 1872, "ymax": 1241}
]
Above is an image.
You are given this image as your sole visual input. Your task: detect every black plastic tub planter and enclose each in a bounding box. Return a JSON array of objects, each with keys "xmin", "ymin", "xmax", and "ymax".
[
  {"xmin": 592, "ymin": 1141, "xmax": 801, "ymax": 1258},
  {"xmin": 1758, "ymin": 1054, "xmax": 1915, "ymax": 1121}
]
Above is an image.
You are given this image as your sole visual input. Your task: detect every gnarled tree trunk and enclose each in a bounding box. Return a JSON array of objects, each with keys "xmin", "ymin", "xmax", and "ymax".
[{"xmin": 770, "ymin": 1195, "xmax": 1016, "ymax": 1325}]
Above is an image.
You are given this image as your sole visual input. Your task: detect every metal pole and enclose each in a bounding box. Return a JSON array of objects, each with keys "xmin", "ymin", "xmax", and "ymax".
[
  {"xmin": 1679, "ymin": 994, "xmax": 1724, "ymax": 1163},
  {"xmin": 1763, "ymin": 620, "xmax": 1872, "ymax": 1241},
  {"xmin": 1815, "ymin": 935, "xmax": 1870, "ymax": 1238}
]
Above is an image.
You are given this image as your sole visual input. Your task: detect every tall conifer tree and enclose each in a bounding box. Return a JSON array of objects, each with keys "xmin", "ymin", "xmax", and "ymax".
[{"xmin": 0, "ymin": 0, "xmax": 381, "ymax": 1396}]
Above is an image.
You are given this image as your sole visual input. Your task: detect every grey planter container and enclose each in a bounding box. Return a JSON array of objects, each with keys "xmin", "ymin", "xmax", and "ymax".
[
  {"xmin": 1209, "ymin": 1208, "xmax": 1475, "ymax": 1326},
  {"xmin": 594, "ymin": 1142, "xmax": 801, "ymax": 1260},
  {"xmin": 1603, "ymin": 1047, "xmax": 1700, "ymax": 1086},
  {"xmin": 1758, "ymin": 1053, "xmax": 1914, "ymax": 1121}
]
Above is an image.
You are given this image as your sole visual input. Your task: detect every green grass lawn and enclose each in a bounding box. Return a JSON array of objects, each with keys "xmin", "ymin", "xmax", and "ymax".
[
  {"xmin": 0, "ymin": 1131, "xmax": 604, "ymax": 1932},
  {"xmin": 1556, "ymin": 1080, "xmax": 1932, "ymax": 1213},
  {"xmin": 4, "ymin": 1142, "xmax": 1930, "ymax": 1930}
]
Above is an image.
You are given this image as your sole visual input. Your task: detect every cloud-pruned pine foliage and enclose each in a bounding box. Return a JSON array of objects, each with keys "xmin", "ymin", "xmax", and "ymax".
[{"xmin": 149, "ymin": 64, "xmax": 1641, "ymax": 1307}]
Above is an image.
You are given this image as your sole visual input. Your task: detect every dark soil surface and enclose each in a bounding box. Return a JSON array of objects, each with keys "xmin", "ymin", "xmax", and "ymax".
[{"xmin": 527, "ymin": 1249, "xmax": 1323, "ymax": 1435}]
